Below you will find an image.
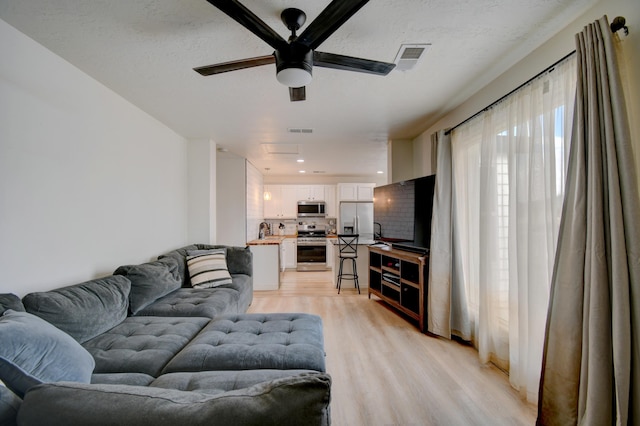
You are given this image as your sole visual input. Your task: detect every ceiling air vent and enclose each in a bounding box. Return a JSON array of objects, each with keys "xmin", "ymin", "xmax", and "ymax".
[
  {"xmin": 394, "ymin": 44, "xmax": 431, "ymax": 71},
  {"xmin": 287, "ymin": 128, "xmax": 313, "ymax": 134}
]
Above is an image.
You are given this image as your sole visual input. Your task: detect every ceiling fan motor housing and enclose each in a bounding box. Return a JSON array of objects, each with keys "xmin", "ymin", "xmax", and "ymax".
[{"xmin": 275, "ymin": 46, "xmax": 313, "ymax": 87}]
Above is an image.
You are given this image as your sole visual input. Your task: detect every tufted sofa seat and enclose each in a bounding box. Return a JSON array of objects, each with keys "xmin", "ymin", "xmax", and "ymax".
[
  {"xmin": 82, "ymin": 316, "xmax": 210, "ymax": 377},
  {"xmin": 133, "ymin": 282, "xmax": 250, "ymax": 318},
  {"xmin": 164, "ymin": 313, "xmax": 326, "ymax": 374}
]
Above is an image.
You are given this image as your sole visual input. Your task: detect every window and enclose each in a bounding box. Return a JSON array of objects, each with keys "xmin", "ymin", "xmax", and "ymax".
[{"xmin": 451, "ymin": 55, "xmax": 576, "ymax": 403}]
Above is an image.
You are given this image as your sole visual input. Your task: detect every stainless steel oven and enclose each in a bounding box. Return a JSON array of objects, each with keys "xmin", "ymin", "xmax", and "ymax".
[{"xmin": 296, "ymin": 226, "xmax": 328, "ymax": 271}]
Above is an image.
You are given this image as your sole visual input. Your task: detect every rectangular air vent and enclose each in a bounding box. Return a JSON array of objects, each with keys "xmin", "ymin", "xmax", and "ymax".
[
  {"xmin": 287, "ymin": 128, "xmax": 313, "ymax": 134},
  {"xmin": 394, "ymin": 44, "xmax": 431, "ymax": 71}
]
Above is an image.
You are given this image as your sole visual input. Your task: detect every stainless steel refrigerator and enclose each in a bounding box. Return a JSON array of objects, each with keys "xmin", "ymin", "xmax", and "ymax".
[{"xmin": 339, "ymin": 202, "xmax": 374, "ymax": 241}]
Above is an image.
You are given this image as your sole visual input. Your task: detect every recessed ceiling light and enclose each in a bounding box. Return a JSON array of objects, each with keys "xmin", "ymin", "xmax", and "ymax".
[
  {"xmin": 377, "ymin": 171, "xmax": 384, "ymax": 174},
  {"xmin": 297, "ymin": 159, "xmax": 305, "ymax": 163},
  {"xmin": 299, "ymin": 170, "xmax": 306, "ymax": 173}
]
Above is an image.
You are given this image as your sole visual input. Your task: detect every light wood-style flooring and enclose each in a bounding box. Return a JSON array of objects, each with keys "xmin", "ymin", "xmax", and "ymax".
[{"xmin": 248, "ymin": 270, "xmax": 537, "ymax": 426}]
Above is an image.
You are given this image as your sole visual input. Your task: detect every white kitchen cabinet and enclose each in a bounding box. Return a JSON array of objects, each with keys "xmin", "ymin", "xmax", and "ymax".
[
  {"xmin": 326, "ymin": 239, "xmax": 335, "ymax": 271},
  {"xmin": 296, "ymin": 185, "xmax": 325, "ymax": 201},
  {"xmin": 264, "ymin": 185, "xmax": 297, "ymax": 219},
  {"xmin": 337, "ymin": 183, "xmax": 375, "ymax": 201},
  {"xmin": 283, "ymin": 238, "xmax": 297, "ymax": 269},
  {"xmin": 281, "ymin": 186, "xmax": 298, "ymax": 217},
  {"xmin": 324, "ymin": 185, "xmax": 337, "ymax": 217}
]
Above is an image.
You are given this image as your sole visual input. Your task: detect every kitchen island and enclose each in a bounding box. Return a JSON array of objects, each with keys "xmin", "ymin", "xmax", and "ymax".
[{"xmin": 246, "ymin": 236, "xmax": 292, "ymax": 291}]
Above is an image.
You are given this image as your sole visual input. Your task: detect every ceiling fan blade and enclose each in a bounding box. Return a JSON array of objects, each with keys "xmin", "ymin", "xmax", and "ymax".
[
  {"xmin": 205, "ymin": 0, "xmax": 287, "ymax": 50},
  {"xmin": 314, "ymin": 51, "xmax": 395, "ymax": 75},
  {"xmin": 289, "ymin": 87, "xmax": 306, "ymax": 102},
  {"xmin": 297, "ymin": 0, "xmax": 369, "ymax": 50},
  {"xmin": 194, "ymin": 55, "xmax": 275, "ymax": 76}
]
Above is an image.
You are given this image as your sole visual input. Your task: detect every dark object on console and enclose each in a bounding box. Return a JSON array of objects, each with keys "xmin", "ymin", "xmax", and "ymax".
[{"xmin": 373, "ymin": 174, "xmax": 436, "ymax": 254}]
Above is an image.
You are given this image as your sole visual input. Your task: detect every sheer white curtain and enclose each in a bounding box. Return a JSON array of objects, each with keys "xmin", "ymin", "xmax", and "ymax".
[{"xmin": 451, "ymin": 55, "xmax": 576, "ymax": 403}]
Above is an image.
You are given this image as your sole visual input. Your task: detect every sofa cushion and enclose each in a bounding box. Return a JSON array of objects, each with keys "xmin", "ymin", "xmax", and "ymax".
[
  {"xmin": 163, "ymin": 313, "xmax": 326, "ymax": 374},
  {"xmin": 0, "ymin": 294, "xmax": 24, "ymax": 315},
  {"xmin": 0, "ymin": 385, "xmax": 21, "ymax": 426},
  {"xmin": 113, "ymin": 258, "xmax": 182, "ymax": 314},
  {"xmin": 91, "ymin": 373, "xmax": 155, "ymax": 387},
  {"xmin": 133, "ymin": 283, "xmax": 247, "ymax": 318},
  {"xmin": 82, "ymin": 316, "xmax": 209, "ymax": 377},
  {"xmin": 18, "ymin": 373, "xmax": 331, "ymax": 426},
  {"xmin": 186, "ymin": 249, "xmax": 233, "ymax": 288},
  {"xmin": 159, "ymin": 245, "xmax": 252, "ymax": 287},
  {"xmin": 150, "ymin": 369, "xmax": 321, "ymax": 395},
  {"xmin": 0, "ymin": 310, "xmax": 95, "ymax": 398},
  {"xmin": 22, "ymin": 276, "xmax": 131, "ymax": 344}
]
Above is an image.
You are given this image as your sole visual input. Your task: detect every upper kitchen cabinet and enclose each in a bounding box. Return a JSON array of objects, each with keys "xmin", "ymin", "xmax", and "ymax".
[
  {"xmin": 296, "ymin": 185, "xmax": 325, "ymax": 201},
  {"xmin": 337, "ymin": 183, "xmax": 376, "ymax": 201},
  {"xmin": 324, "ymin": 185, "xmax": 337, "ymax": 217},
  {"xmin": 264, "ymin": 185, "xmax": 297, "ymax": 219}
]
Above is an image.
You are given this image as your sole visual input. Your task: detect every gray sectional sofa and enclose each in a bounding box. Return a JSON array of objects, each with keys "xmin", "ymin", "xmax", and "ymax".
[{"xmin": 0, "ymin": 244, "xmax": 331, "ymax": 425}]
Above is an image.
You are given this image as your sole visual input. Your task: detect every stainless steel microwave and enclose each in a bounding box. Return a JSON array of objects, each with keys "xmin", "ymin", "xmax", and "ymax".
[{"xmin": 297, "ymin": 201, "xmax": 326, "ymax": 217}]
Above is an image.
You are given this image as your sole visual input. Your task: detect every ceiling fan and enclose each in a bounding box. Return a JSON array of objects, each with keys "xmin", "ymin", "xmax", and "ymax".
[{"xmin": 194, "ymin": 0, "xmax": 396, "ymax": 101}]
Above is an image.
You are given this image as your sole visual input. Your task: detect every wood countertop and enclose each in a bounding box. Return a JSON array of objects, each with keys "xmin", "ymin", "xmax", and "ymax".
[
  {"xmin": 246, "ymin": 235, "xmax": 296, "ymax": 245},
  {"xmin": 248, "ymin": 234, "xmax": 338, "ymax": 245}
]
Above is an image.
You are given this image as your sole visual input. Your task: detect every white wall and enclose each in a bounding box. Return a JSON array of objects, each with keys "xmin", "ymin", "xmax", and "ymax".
[
  {"xmin": 216, "ymin": 154, "xmax": 247, "ymax": 246},
  {"xmin": 389, "ymin": 139, "xmax": 414, "ymax": 183},
  {"xmin": 412, "ymin": 132, "xmax": 436, "ymax": 178},
  {"xmin": 0, "ymin": 19, "xmax": 189, "ymax": 297},
  {"xmin": 187, "ymin": 139, "xmax": 216, "ymax": 244}
]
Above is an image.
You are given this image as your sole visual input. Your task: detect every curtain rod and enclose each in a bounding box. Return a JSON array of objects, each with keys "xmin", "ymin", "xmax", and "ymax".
[
  {"xmin": 444, "ymin": 15, "xmax": 629, "ymax": 136},
  {"xmin": 444, "ymin": 50, "xmax": 576, "ymax": 136}
]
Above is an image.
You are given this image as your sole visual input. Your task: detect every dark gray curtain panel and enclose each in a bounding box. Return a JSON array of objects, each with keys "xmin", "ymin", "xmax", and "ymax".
[{"xmin": 537, "ymin": 15, "xmax": 640, "ymax": 426}]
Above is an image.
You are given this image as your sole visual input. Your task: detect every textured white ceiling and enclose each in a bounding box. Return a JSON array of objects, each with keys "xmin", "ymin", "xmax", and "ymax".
[{"xmin": 0, "ymin": 0, "xmax": 596, "ymax": 178}]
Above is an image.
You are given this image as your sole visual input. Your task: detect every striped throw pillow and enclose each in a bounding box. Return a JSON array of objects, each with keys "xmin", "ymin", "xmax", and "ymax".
[{"xmin": 186, "ymin": 250, "xmax": 232, "ymax": 288}]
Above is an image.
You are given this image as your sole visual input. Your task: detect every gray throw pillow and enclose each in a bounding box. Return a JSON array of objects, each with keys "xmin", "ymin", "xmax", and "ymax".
[
  {"xmin": 18, "ymin": 373, "xmax": 331, "ymax": 426},
  {"xmin": 0, "ymin": 310, "xmax": 95, "ymax": 398},
  {"xmin": 113, "ymin": 258, "xmax": 182, "ymax": 314},
  {"xmin": 22, "ymin": 275, "xmax": 131, "ymax": 344},
  {"xmin": 0, "ymin": 294, "xmax": 25, "ymax": 315}
]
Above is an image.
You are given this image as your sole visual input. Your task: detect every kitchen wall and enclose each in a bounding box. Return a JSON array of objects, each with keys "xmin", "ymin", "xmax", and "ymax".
[
  {"xmin": 373, "ymin": 180, "xmax": 415, "ymax": 241},
  {"xmin": 0, "ymin": 19, "xmax": 189, "ymax": 297}
]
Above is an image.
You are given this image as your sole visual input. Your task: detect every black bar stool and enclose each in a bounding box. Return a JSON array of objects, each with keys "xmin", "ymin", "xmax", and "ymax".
[{"xmin": 336, "ymin": 234, "xmax": 360, "ymax": 294}]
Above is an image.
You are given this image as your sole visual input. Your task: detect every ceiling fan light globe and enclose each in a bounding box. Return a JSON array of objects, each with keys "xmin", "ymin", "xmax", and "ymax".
[{"xmin": 277, "ymin": 67, "xmax": 312, "ymax": 87}]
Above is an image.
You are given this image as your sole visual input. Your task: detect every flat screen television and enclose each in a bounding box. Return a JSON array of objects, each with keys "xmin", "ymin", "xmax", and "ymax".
[{"xmin": 373, "ymin": 174, "xmax": 436, "ymax": 254}]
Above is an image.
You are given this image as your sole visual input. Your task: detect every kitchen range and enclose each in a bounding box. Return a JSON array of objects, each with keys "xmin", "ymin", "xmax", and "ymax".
[{"xmin": 296, "ymin": 224, "xmax": 328, "ymax": 271}]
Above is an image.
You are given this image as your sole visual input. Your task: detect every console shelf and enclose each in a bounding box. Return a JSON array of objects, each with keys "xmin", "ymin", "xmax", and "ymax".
[{"xmin": 368, "ymin": 246, "xmax": 428, "ymax": 332}]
